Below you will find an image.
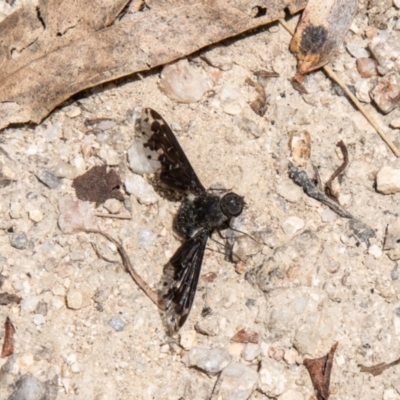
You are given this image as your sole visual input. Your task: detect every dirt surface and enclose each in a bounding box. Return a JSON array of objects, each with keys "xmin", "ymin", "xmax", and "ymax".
[{"xmin": 1, "ymin": 1, "xmax": 400, "ymax": 400}]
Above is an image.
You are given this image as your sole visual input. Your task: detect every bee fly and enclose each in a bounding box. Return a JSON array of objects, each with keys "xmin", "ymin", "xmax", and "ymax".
[{"xmin": 140, "ymin": 108, "xmax": 245, "ymax": 334}]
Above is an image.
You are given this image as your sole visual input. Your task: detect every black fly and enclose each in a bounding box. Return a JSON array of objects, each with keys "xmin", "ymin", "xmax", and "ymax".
[{"xmin": 140, "ymin": 108, "xmax": 245, "ymax": 334}]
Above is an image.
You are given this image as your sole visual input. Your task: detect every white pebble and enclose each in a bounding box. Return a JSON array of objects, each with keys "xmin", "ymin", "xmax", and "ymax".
[
  {"xmin": 70, "ymin": 156, "xmax": 86, "ymax": 172},
  {"xmin": 376, "ymin": 166, "xmax": 400, "ymax": 194},
  {"xmin": 45, "ymin": 121, "xmax": 62, "ymax": 142},
  {"xmin": 104, "ymin": 198, "xmax": 122, "ymax": 214},
  {"xmin": 33, "ymin": 314, "xmax": 46, "ymax": 325},
  {"xmin": 125, "ymin": 174, "xmax": 158, "ymax": 204},
  {"xmin": 282, "ymin": 216, "xmax": 305, "ymax": 237},
  {"xmin": 368, "ymin": 244, "xmax": 382, "ymax": 259},
  {"xmin": 182, "ymin": 347, "xmax": 231, "ymax": 375},
  {"xmin": 283, "ymin": 348, "xmax": 298, "ymax": 365},
  {"xmin": 383, "ymin": 388, "xmax": 399, "ymax": 400},
  {"xmin": 66, "ymin": 289, "xmax": 86, "ymax": 310},
  {"xmin": 10, "ymin": 202, "xmax": 22, "ymax": 219},
  {"xmin": 218, "ymin": 362, "xmax": 258, "ymax": 400},
  {"xmin": 346, "ymin": 43, "xmax": 370, "ymax": 59},
  {"xmin": 66, "ymin": 106, "xmax": 81, "ymax": 118},
  {"xmin": 220, "ymin": 82, "xmax": 246, "ymax": 115},
  {"xmin": 259, "ymin": 358, "xmax": 288, "ymax": 397},
  {"xmin": 28, "ymin": 209, "xmax": 44, "ymax": 223},
  {"xmin": 276, "ymin": 183, "xmax": 302, "ymax": 203},
  {"xmin": 99, "ymin": 145, "xmax": 120, "ymax": 166},
  {"xmin": 321, "ymin": 208, "xmax": 337, "ymax": 222},
  {"xmin": 20, "ymin": 296, "xmax": 40, "ymax": 315},
  {"xmin": 241, "ymin": 343, "xmax": 261, "ymax": 361},
  {"xmin": 58, "ymin": 197, "xmax": 94, "ymax": 233},
  {"xmin": 54, "ymin": 161, "xmax": 78, "ymax": 179},
  {"xmin": 394, "ymin": 0, "xmax": 400, "ymax": 9},
  {"xmin": 390, "ymin": 118, "xmax": 400, "ymax": 129},
  {"xmin": 128, "ymin": 141, "xmax": 159, "ymax": 175},
  {"xmin": 180, "ymin": 330, "xmax": 197, "ymax": 350},
  {"xmin": 159, "ymin": 59, "xmax": 210, "ymax": 103}
]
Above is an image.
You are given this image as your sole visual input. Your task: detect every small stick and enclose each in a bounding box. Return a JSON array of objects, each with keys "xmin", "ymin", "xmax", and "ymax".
[
  {"xmin": 278, "ymin": 18, "xmax": 400, "ymax": 158},
  {"xmin": 86, "ymin": 229, "xmax": 163, "ymax": 310},
  {"xmin": 1, "ymin": 317, "xmax": 16, "ymax": 358},
  {"xmin": 288, "ymin": 162, "xmax": 353, "ymax": 219},
  {"xmin": 95, "ymin": 213, "xmax": 132, "ymax": 220},
  {"xmin": 325, "ymin": 140, "xmax": 349, "ymax": 203},
  {"xmin": 360, "ymin": 357, "xmax": 400, "ymax": 376}
]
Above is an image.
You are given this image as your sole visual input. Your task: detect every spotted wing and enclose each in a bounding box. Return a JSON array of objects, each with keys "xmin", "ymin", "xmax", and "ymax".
[
  {"xmin": 140, "ymin": 108, "xmax": 206, "ymax": 195},
  {"xmin": 160, "ymin": 230, "xmax": 209, "ymax": 334}
]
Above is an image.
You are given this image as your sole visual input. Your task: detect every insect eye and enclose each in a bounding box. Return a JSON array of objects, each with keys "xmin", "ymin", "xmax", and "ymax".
[{"xmin": 220, "ymin": 192, "xmax": 244, "ymax": 217}]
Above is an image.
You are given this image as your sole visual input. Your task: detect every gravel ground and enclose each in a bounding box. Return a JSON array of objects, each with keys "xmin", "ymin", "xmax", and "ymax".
[{"xmin": 1, "ymin": 1, "xmax": 400, "ymax": 399}]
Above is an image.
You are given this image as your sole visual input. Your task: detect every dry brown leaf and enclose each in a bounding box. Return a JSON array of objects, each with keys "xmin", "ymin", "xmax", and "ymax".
[
  {"xmin": 72, "ymin": 165, "xmax": 124, "ymax": 205},
  {"xmin": 0, "ymin": 0, "xmax": 308, "ymax": 131},
  {"xmin": 231, "ymin": 328, "xmax": 259, "ymax": 343},
  {"xmin": 1, "ymin": 317, "xmax": 16, "ymax": 358},
  {"xmin": 0, "ymin": 292, "xmax": 21, "ymax": 306},
  {"xmin": 360, "ymin": 357, "xmax": 400, "ymax": 377},
  {"xmin": 303, "ymin": 342, "xmax": 338, "ymax": 400},
  {"xmin": 289, "ymin": 0, "xmax": 358, "ymax": 78}
]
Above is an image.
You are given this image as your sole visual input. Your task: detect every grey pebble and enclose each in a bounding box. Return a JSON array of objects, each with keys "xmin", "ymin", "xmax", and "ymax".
[
  {"xmin": 36, "ymin": 170, "xmax": 61, "ymax": 189},
  {"xmin": 11, "ymin": 232, "xmax": 29, "ymax": 250},
  {"xmin": 392, "ymin": 264, "xmax": 399, "ymax": 281},
  {"xmin": 8, "ymin": 374, "xmax": 44, "ymax": 400},
  {"xmin": 109, "ymin": 317, "xmax": 126, "ymax": 332}
]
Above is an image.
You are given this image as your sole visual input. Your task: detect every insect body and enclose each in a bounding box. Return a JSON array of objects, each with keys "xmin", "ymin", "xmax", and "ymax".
[{"xmin": 140, "ymin": 108, "xmax": 245, "ymax": 334}]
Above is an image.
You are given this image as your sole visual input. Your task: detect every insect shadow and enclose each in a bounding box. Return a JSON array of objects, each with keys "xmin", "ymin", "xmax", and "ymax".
[{"xmin": 139, "ymin": 108, "xmax": 245, "ymax": 335}]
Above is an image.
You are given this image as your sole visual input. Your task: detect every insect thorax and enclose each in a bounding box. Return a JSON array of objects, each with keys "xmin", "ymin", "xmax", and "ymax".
[{"xmin": 173, "ymin": 193, "xmax": 229, "ymax": 239}]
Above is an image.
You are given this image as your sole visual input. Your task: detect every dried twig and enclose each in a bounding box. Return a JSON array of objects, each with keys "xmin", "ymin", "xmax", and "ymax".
[
  {"xmin": 1, "ymin": 317, "xmax": 16, "ymax": 358},
  {"xmin": 94, "ymin": 213, "xmax": 132, "ymax": 220},
  {"xmin": 86, "ymin": 230, "xmax": 163, "ymax": 309},
  {"xmin": 245, "ymin": 77, "xmax": 268, "ymax": 116},
  {"xmin": 360, "ymin": 357, "xmax": 400, "ymax": 376},
  {"xmin": 304, "ymin": 342, "xmax": 338, "ymax": 400},
  {"xmin": 279, "ymin": 18, "xmax": 400, "ymax": 158},
  {"xmin": 324, "ymin": 141, "xmax": 349, "ymax": 203},
  {"xmin": 288, "ymin": 162, "xmax": 353, "ymax": 218}
]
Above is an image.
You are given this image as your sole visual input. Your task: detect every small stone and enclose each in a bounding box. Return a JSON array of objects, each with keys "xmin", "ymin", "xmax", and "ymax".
[
  {"xmin": 125, "ymin": 174, "xmax": 158, "ymax": 204},
  {"xmin": 99, "ymin": 145, "xmax": 120, "ymax": 166},
  {"xmin": 35, "ymin": 301, "xmax": 48, "ymax": 316},
  {"xmin": 66, "ymin": 289, "xmax": 89, "ymax": 310},
  {"xmin": 356, "ymin": 58, "xmax": 377, "ymax": 78},
  {"xmin": 54, "ymin": 160, "xmax": 78, "ymax": 179},
  {"xmin": 95, "ymin": 119, "xmax": 116, "ymax": 131},
  {"xmin": 220, "ymin": 82, "xmax": 246, "ymax": 115},
  {"xmin": 33, "ymin": 314, "xmax": 46, "ymax": 325},
  {"xmin": 108, "ymin": 317, "xmax": 126, "ymax": 332},
  {"xmin": 383, "ymin": 388, "xmax": 399, "ymax": 400},
  {"xmin": 182, "ymin": 347, "xmax": 231, "ymax": 375},
  {"xmin": 159, "ymin": 59, "xmax": 210, "ymax": 103},
  {"xmin": 390, "ymin": 118, "xmax": 400, "ymax": 129},
  {"xmin": 282, "ymin": 217, "xmax": 305, "ymax": 237},
  {"xmin": 321, "ymin": 208, "xmax": 337, "ymax": 222},
  {"xmin": 11, "ymin": 232, "xmax": 29, "ymax": 250},
  {"xmin": 28, "ymin": 209, "xmax": 43, "ymax": 223},
  {"xmin": 355, "ymin": 79, "xmax": 371, "ymax": 103},
  {"xmin": 10, "ymin": 202, "xmax": 22, "ymax": 219},
  {"xmin": 139, "ymin": 229, "xmax": 155, "ymax": 249},
  {"xmin": 45, "ymin": 121, "xmax": 62, "ymax": 142},
  {"xmin": 371, "ymin": 74, "xmax": 400, "ymax": 114},
  {"xmin": 376, "ymin": 166, "xmax": 400, "ymax": 194},
  {"xmin": 180, "ymin": 330, "xmax": 197, "ymax": 350},
  {"xmin": 368, "ymin": 244, "xmax": 382, "ymax": 259},
  {"xmin": 278, "ymin": 389, "xmax": 305, "ymax": 400},
  {"xmin": 128, "ymin": 141, "xmax": 159, "ymax": 175},
  {"xmin": 66, "ymin": 106, "xmax": 81, "ymax": 118},
  {"xmin": 234, "ymin": 115, "xmax": 262, "ymax": 138},
  {"xmin": 259, "ymin": 358, "xmax": 288, "ymax": 397},
  {"xmin": 384, "ymin": 220, "xmax": 400, "ymax": 260},
  {"xmin": 241, "ymin": 343, "xmax": 261, "ymax": 361},
  {"xmin": 283, "ymin": 348, "xmax": 298, "ymax": 365},
  {"xmin": 202, "ymin": 46, "xmax": 233, "ymax": 71},
  {"xmin": 346, "ymin": 43, "xmax": 370, "ymax": 59},
  {"xmin": 218, "ymin": 362, "xmax": 258, "ymax": 400},
  {"xmin": 70, "ymin": 156, "xmax": 86, "ymax": 172},
  {"xmin": 20, "ymin": 296, "xmax": 40, "ymax": 315},
  {"xmin": 58, "ymin": 196, "xmax": 94, "ymax": 233},
  {"xmin": 195, "ymin": 318, "xmax": 220, "ymax": 336},
  {"xmin": 8, "ymin": 374, "xmax": 45, "ymax": 400},
  {"xmin": 276, "ymin": 183, "xmax": 302, "ymax": 203},
  {"xmin": 395, "ymin": 0, "xmax": 400, "ymax": 9},
  {"xmin": 103, "ymin": 198, "xmax": 122, "ymax": 214},
  {"xmin": 36, "ymin": 169, "xmax": 62, "ymax": 189},
  {"xmin": 232, "ymin": 235, "xmax": 263, "ymax": 262}
]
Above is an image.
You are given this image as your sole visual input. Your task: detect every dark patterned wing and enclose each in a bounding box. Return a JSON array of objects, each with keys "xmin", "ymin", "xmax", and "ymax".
[
  {"xmin": 140, "ymin": 108, "xmax": 206, "ymax": 195},
  {"xmin": 160, "ymin": 230, "xmax": 209, "ymax": 334}
]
